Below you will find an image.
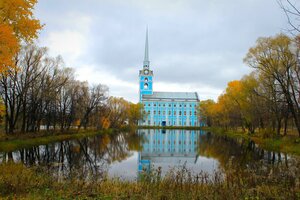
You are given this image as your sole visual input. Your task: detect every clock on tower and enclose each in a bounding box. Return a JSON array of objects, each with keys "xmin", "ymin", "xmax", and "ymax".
[{"xmin": 139, "ymin": 29, "xmax": 153, "ymax": 101}]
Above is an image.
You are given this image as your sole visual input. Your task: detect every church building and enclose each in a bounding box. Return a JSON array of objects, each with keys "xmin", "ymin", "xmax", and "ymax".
[{"xmin": 139, "ymin": 31, "xmax": 200, "ymax": 127}]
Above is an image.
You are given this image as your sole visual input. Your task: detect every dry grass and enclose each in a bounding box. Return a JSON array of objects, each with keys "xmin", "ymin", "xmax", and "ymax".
[{"xmin": 0, "ymin": 162, "xmax": 299, "ymax": 199}]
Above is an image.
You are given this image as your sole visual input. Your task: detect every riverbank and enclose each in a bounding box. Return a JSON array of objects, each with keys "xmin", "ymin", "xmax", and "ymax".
[
  {"xmin": 203, "ymin": 127, "xmax": 300, "ymax": 156},
  {"xmin": 0, "ymin": 129, "xmax": 113, "ymax": 152},
  {"xmin": 0, "ymin": 162, "xmax": 298, "ymax": 199}
]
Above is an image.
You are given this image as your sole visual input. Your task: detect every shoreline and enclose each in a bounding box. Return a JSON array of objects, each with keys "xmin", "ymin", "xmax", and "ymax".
[
  {"xmin": 203, "ymin": 127, "xmax": 300, "ymax": 156},
  {"xmin": 0, "ymin": 130, "xmax": 110, "ymax": 152},
  {"xmin": 1, "ymin": 126, "xmax": 299, "ymax": 156}
]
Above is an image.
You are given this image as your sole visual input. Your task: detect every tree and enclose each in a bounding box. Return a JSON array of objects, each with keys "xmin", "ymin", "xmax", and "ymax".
[
  {"xmin": 244, "ymin": 34, "xmax": 300, "ymax": 136},
  {"xmin": 0, "ymin": 24, "xmax": 18, "ymax": 73},
  {"xmin": 78, "ymin": 84, "xmax": 109, "ymax": 130},
  {"xmin": 0, "ymin": 0, "xmax": 42, "ymax": 73},
  {"xmin": 106, "ymin": 97, "xmax": 130, "ymax": 128},
  {"xmin": 278, "ymin": 0, "xmax": 300, "ymax": 34},
  {"xmin": 198, "ymin": 100, "xmax": 215, "ymax": 127},
  {"xmin": 0, "ymin": 98, "xmax": 4, "ymax": 125},
  {"xmin": 0, "ymin": 0, "xmax": 42, "ymax": 41},
  {"xmin": 128, "ymin": 103, "xmax": 144, "ymax": 126}
]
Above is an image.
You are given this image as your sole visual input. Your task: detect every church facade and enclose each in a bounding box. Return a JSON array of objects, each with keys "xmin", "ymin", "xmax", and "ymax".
[{"xmin": 139, "ymin": 31, "xmax": 200, "ymax": 127}]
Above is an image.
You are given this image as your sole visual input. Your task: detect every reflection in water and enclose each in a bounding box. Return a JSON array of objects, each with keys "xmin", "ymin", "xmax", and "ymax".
[
  {"xmin": 0, "ymin": 133, "xmax": 136, "ymax": 180},
  {"xmin": 198, "ymin": 132, "xmax": 292, "ymax": 170},
  {"xmin": 0, "ymin": 129, "xmax": 298, "ymax": 181},
  {"xmin": 138, "ymin": 129, "xmax": 218, "ymax": 176}
]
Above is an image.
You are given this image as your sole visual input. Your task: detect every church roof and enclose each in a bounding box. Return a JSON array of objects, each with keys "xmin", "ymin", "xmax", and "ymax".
[{"xmin": 142, "ymin": 91, "xmax": 199, "ymax": 101}]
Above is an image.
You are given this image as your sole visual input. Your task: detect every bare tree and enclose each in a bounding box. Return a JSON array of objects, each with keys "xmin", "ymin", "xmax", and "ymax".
[
  {"xmin": 78, "ymin": 84, "xmax": 109, "ymax": 130},
  {"xmin": 278, "ymin": 0, "xmax": 300, "ymax": 34}
]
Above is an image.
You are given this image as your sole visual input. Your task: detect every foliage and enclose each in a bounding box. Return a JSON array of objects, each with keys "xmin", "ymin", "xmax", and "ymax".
[
  {"xmin": 106, "ymin": 97, "xmax": 144, "ymax": 129},
  {"xmin": 128, "ymin": 102, "xmax": 144, "ymax": 125},
  {"xmin": 0, "ymin": 0, "xmax": 42, "ymax": 73},
  {"xmin": 0, "ymin": 24, "xmax": 18, "ymax": 73},
  {"xmin": 106, "ymin": 97, "xmax": 130, "ymax": 128},
  {"xmin": 198, "ymin": 99, "xmax": 215, "ymax": 127},
  {"xmin": 203, "ymin": 34, "xmax": 300, "ymax": 138}
]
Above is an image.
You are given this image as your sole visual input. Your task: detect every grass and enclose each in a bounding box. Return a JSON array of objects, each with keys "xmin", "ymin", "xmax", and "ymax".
[
  {"xmin": 0, "ymin": 162, "xmax": 299, "ymax": 199},
  {"xmin": 0, "ymin": 130, "xmax": 112, "ymax": 152},
  {"xmin": 251, "ymin": 136, "xmax": 300, "ymax": 155},
  {"xmin": 204, "ymin": 127, "xmax": 300, "ymax": 156}
]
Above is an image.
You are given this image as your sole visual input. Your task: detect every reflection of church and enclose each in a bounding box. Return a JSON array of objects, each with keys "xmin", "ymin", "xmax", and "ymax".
[{"xmin": 138, "ymin": 129, "xmax": 201, "ymax": 173}]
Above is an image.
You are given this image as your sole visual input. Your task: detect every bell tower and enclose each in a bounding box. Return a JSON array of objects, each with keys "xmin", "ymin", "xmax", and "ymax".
[{"xmin": 139, "ymin": 29, "xmax": 153, "ymax": 102}]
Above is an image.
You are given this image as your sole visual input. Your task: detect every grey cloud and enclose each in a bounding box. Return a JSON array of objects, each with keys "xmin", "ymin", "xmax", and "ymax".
[{"xmin": 36, "ymin": 0, "xmax": 290, "ymax": 101}]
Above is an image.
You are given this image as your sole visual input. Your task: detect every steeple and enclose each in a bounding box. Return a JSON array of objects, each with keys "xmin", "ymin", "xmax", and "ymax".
[
  {"xmin": 143, "ymin": 28, "xmax": 150, "ymax": 68},
  {"xmin": 139, "ymin": 28, "xmax": 153, "ymax": 102}
]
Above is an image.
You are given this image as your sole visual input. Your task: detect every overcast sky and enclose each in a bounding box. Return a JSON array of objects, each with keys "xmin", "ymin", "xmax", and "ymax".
[{"xmin": 35, "ymin": 0, "xmax": 290, "ymax": 103}]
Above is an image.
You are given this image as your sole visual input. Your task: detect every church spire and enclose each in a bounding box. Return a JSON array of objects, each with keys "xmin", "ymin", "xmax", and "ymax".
[{"xmin": 143, "ymin": 28, "xmax": 150, "ymax": 68}]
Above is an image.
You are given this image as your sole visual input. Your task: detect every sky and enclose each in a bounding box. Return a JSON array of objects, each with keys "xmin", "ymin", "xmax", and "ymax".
[{"xmin": 35, "ymin": 0, "xmax": 291, "ymax": 103}]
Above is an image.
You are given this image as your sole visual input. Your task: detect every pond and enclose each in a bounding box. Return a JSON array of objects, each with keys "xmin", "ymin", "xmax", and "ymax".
[{"xmin": 0, "ymin": 129, "xmax": 298, "ymax": 181}]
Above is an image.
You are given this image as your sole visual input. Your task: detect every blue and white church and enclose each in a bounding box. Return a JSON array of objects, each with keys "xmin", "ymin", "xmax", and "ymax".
[{"xmin": 139, "ymin": 31, "xmax": 200, "ymax": 127}]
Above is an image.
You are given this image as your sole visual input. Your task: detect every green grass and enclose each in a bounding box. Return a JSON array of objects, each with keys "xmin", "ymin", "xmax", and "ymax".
[
  {"xmin": 204, "ymin": 127, "xmax": 300, "ymax": 156},
  {"xmin": 0, "ymin": 130, "xmax": 109, "ymax": 152}
]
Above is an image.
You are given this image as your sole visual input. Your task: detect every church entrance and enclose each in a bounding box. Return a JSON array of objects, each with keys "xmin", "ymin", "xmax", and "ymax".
[{"xmin": 161, "ymin": 121, "xmax": 166, "ymax": 126}]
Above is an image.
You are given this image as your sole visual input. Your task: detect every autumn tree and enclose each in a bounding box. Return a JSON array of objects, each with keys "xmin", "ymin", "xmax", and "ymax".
[
  {"xmin": 198, "ymin": 99, "xmax": 215, "ymax": 127},
  {"xmin": 106, "ymin": 97, "xmax": 130, "ymax": 128},
  {"xmin": 244, "ymin": 34, "xmax": 300, "ymax": 136},
  {"xmin": 77, "ymin": 84, "xmax": 109, "ymax": 130},
  {"xmin": 0, "ymin": 0, "xmax": 42, "ymax": 73},
  {"xmin": 128, "ymin": 103, "xmax": 144, "ymax": 126}
]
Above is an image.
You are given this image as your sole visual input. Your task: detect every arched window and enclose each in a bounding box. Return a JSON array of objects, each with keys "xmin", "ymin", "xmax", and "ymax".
[
  {"xmin": 144, "ymin": 83, "xmax": 148, "ymax": 89},
  {"xmin": 144, "ymin": 78, "xmax": 148, "ymax": 82}
]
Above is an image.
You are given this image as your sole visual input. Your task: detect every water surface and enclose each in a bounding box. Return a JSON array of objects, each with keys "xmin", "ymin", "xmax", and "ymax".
[{"xmin": 0, "ymin": 129, "xmax": 297, "ymax": 181}]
